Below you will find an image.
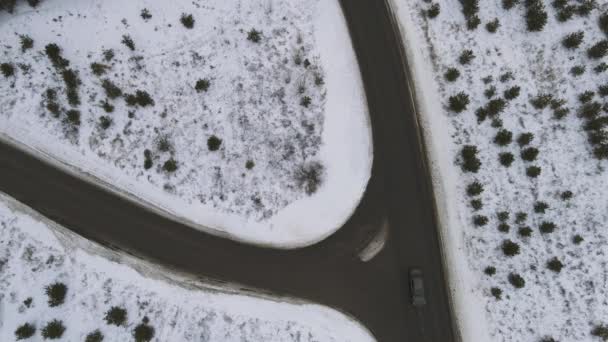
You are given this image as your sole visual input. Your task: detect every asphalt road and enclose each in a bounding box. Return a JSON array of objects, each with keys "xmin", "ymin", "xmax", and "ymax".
[{"xmin": 0, "ymin": 1, "xmax": 457, "ymax": 341}]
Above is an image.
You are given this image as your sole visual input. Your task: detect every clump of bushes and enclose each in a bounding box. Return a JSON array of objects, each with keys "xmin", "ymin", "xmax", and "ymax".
[
  {"xmin": 502, "ymin": 239, "xmax": 520, "ymax": 256},
  {"xmin": 449, "ymin": 92, "xmax": 470, "ymax": 112},
  {"xmin": 570, "ymin": 65, "xmax": 586, "ymax": 76},
  {"xmin": 66, "ymin": 110, "xmax": 81, "ymax": 126},
  {"xmin": 42, "ymin": 320, "xmax": 65, "ymax": 339},
  {"xmin": 99, "ymin": 116, "xmax": 112, "ymax": 130},
  {"xmin": 247, "ymin": 29, "xmax": 262, "ymax": 43},
  {"xmin": 15, "ymin": 323, "xmax": 36, "ymax": 340},
  {"xmin": 105, "ymin": 306, "xmax": 127, "ymax": 326},
  {"xmin": 444, "ymin": 67, "xmax": 460, "ymax": 82},
  {"xmin": 579, "ymin": 90, "xmax": 595, "ymax": 103},
  {"xmin": 461, "ymin": 145, "xmax": 481, "ymax": 172},
  {"xmin": 508, "ymin": 273, "xmax": 525, "ymax": 288},
  {"xmin": 180, "ymin": 13, "xmax": 195, "ymax": 28},
  {"xmin": 125, "ymin": 90, "xmax": 154, "ymax": 107},
  {"xmin": 294, "ymin": 161, "xmax": 325, "ymax": 195},
  {"xmin": 45, "ymin": 43, "xmax": 69, "ymax": 69},
  {"xmin": 195, "ymin": 78, "xmax": 210, "ymax": 92},
  {"xmin": 45, "ymin": 282, "xmax": 67, "ymax": 307},
  {"xmin": 102, "ymin": 79, "xmax": 122, "ymax": 99},
  {"xmin": 91, "ymin": 62, "xmax": 109, "ymax": 76},
  {"xmin": 460, "ymin": 0, "xmax": 479, "ymax": 26}
]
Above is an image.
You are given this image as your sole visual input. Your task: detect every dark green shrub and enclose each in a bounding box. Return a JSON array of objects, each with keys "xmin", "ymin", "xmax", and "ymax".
[
  {"xmin": 101, "ymin": 100, "xmax": 114, "ymax": 113},
  {"xmin": 135, "ymin": 90, "xmax": 154, "ymax": 106},
  {"xmin": 552, "ymin": 0, "xmax": 567, "ymax": 9},
  {"xmin": 546, "ymin": 257, "xmax": 563, "ymax": 272},
  {"xmin": 460, "ymin": 0, "xmax": 479, "ymax": 19},
  {"xmin": 62, "ymin": 69, "xmax": 80, "ymax": 89},
  {"xmin": 517, "ymin": 132, "xmax": 534, "ymax": 146},
  {"xmin": 530, "ymin": 93, "xmax": 552, "ymax": 109},
  {"xmin": 600, "ymin": 12, "xmax": 608, "ymax": 36},
  {"xmin": 508, "ymin": 273, "xmax": 525, "ymax": 288},
  {"xmin": 0, "ymin": 63, "xmax": 14, "ymax": 77},
  {"xmin": 570, "ymin": 65, "xmax": 586, "ymax": 76},
  {"xmin": 499, "ymin": 152, "xmax": 514, "ymax": 167},
  {"xmin": 518, "ymin": 226, "xmax": 532, "ymax": 237},
  {"xmin": 553, "ymin": 107, "xmax": 570, "ymax": 119},
  {"xmin": 102, "ymin": 79, "xmax": 122, "ymax": 99},
  {"xmin": 515, "ymin": 212, "xmax": 527, "ymax": 224},
  {"xmin": 163, "ymin": 159, "xmax": 178, "ymax": 172},
  {"xmin": 467, "ymin": 15, "xmax": 481, "ymax": 30},
  {"xmin": 585, "ymin": 116, "xmax": 608, "ymax": 131},
  {"xmin": 459, "ymin": 50, "xmax": 475, "ymax": 65},
  {"xmin": 99, "ymin": 116, "xmax": 112, "ymax": 130},
  {"xmin": 15, "ymin": 323, "xmax": 36, "ymax": 340},
  {"xmin": 484, "ymin": 266, "xmax": 496, "ymax": 275},
  {"xmin": 121, "ymin": 35, "xmax": 135, "ymax": 51},
  {"xmin": 526, "ymin": 165, "xmax": 541, "ymax": 178},
  {"xmin": 144, "ymin": 149, "xmax": 153, "ymax": 170},
  {"xmin": 314, "ymin": 73, "xmax": 324, "ymax": 86},
  {"xmin": 19, "ymin": 35, "xmax": 33, "ymax": 52},
  {"xmin": 589, "ymin": 131, "xmax": 608, "ymax": 145},
  {"xmin": 579, "ymin": 90, "xmax": 595, "ymax": 103},
  {"xmin": 45, "ymin": 282, "xmax": 67, "ymax": 307},
  {"xmin": 66, "ymin": 110, "xmax": 80, "ymax": 125},
  {"xmin": 486, "ymin": 18, "xmax": 500, "ymax": 33},
  {"xmin": 180, "ymin": 13, "xmax": 195, "ymax": 29},
  {"xmin": 525, "ymin": 0, "xmax": 548, "ymax": 32},
  {"xmin": 103, "ymin": 49, "xmax": 115, "ymax": 62},
  {"xmin": 521, "ymin": 147, "xmax": 539, "ymax": 161},
  {"xmin": 246, "ymin": 160, "xmax": 255, "ymax": 169},
  {"xmin": 490, "ymin": 287, "xmax": 502, "ymax": 300},
  {"xmin": 595, "ymin": 62, "xmax": 608, "ymax": 73},
  {"xmin": 557, "ymin": 5, "xmax": 577, "ymax": 22},
  {"xmin": 85, "ymin": 330, "xmax": 104, "ymax": 342},
  {"xmin": 598, "ymin": 84, "xmax": 608, "ymax": 97},
  {"xmin": 41, "ymin": 320, "xmax": 65, "ymax": 339},
  {"xmin": 157, "ymin": 136, "xmax": 172, "ymax": 152},
  {"xmin": 91, "ymin": 63, "xmax": 109, "ymax": 76},
  {"xmin": 485, "ymin": 98, "xmax": 506, "ymax": 117},
  {"xmin": 502, "ymin": 239, "xmax": 520, "ymax": 256},
  {"xmin": 105, "ymin": 307, "xmax": 127, "ymax": 326},
  {"xmin": 562, "ymin": 31, "xmax": 584, "ymax": 49},
  {"xmin": 466, "ymin": 182, "xmax": 483, "ymax": 196},
  {"xmin": 444, "ymin": 68, "xmax": 460, "ymax": 82},
  {"xmin": 484, "ymin": 86, "xmax": 496, "ymax": 99},
  {"xmin": 504, "ymin": 86, "xmax": 520, "ymax": 100},
  {"xmin": 497, "ymin": 211, "xmax": 509, "ymax": 221},
  {"xmin": 573, "ymin": 234, "xmax": 584, "ymax": 244},
  {"xmin": 576, "ymin": 0, "xmax": 595, "ymax": 16},
  {"xmin": 578, "ymin": 101, "xmax": 602, "ymax": 119},
  {"xmin": 140, "ymin": 8, "xmax": 152, "ymax": 21},
  {"xmin": 539, "ymin": 221, "xmax": 556, "ymax": 234},
  {"xmin": 247, "ymin": 29, "xmax": 262, "ymax": 43},
  {"xmin": 473, "ymin": 215, "xmax": 488, "ymax": 226},
  {"xmin": 471, "ymin": 199, "xmax": 483, "ymax": 210},
  {"xmin": 427, "ymin": 3, "xmax": 440, "ymax": 18},
  {"xmin": 47, "ymin": 102, "xmax": 60, "ymax": 117},
  {"xmin": 300, "ymin": 96, "xmax": 312, "ymax": 107},
  {"xmin": 588, "ymin": 40, "xmax": 608, "ymax": 59},
  {"xmin": 449, "ymin": 92, "xmax": 470, "ymax": 112},
  {"xmin": 594, "ymin": 144, "xmax": 608, "ymax": 159},
  {"xmin": 45, "ymin": 43, "xmax": 69, "ymax": 69},
  {"xmin": 195, "ymin": 78, "xmax": 210, "ymax": 92},
  {"xmin": 66, "ymin": 88, "xmax": 80, "ymax": 107},
  {"xmin": 498, "ymin": 223, "xmax": 510, "ymax": 233},
  {"xmin": 591, "ymin": 325, "xmax": 608, "ymax": 339},
  {"xmin": 494, "ymin": 129, "xmax": 513, "ymax": 146},
  {"xmin": 27, "ymin": 0, "xmax": 40, "ymax": 7},
  {"xmin": 207, "ymin": 135, "xmax": 222, "ymax": 151},
  {"xmin": 502, "ymin": 0, "xmax": 519, "ymax": 10},
  {"xmin": 560, "ymin": 190, "xmax": 573, "ymax": 200},
  {"xmin": 534, "ymin": 201, "xmax": 548, "ymax": 213},
  {"xmin": 133, "ymin": 323, "xmax": 155, "ymax": 342},
  {"xmin": 461, "ymin": 145, "xmax": 481, "ymax": 172}
]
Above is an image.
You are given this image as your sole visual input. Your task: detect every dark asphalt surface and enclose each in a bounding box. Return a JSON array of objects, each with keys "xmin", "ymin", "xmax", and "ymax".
[{"xmin": 0, "ymin": 1, "xmax": 457, "ymax": 341}]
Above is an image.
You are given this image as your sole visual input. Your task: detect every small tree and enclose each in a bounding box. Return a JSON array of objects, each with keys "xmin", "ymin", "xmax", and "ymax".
[
  {"xmin": 427, "ymin": 3, "xmax": 440, "ymax": 18},
  {"xmin": 570, "ymin": 65, "xmax": 586, "ymax": 76},
  {"xmin": 504, "ymin": 86, "xmax": 520, "ymax": 100},
  {"xmin": 45, "ymin": 282, "xmax": 67, "ymax": 307},
  {"xmin": 576, "ymin": 0, "xmax": 595, "ymax": 16},
  {"xmin": 499, "ymin": 152, "xmax": 514, "ymax": 167},
  {"xmin": 502, "ymin": 0, "xmax": 519, "ymax": 10},
  {"xmin": 534, "ymin": 201, "xmax": 549, "ymax": 213},
  {"xmin": 521, "ymin": 147, "xmax": 539, "ymax": 161},
  {"xmin": 546, "ymin": 257, "xmax": 563, "ymax": 272},
  {"xmin": 591, "ymin": 325, "xmax": 608, "ymax": 339},
  {"xmin": 99, "ymin": 116, "xmax": 112, "ymax": 130},
  {"xmin": 195, "ymin": 78, "xmax": 210, "ymax": 92},
  {"xmin": 133, "ymin": 322, "xmax": 155, "ymax": 342},
  {"xmin": 484, "ymin": 266, "xmax": 496, "ymax": 275},
  {"xmin": 461, "ymin": 145, "xmax": 481, "ymax": 172},
  {"xmin": 180, "ymin": 13, "xmax": 195, "ymax": 29},
  {"xmin": 19, "ymin": 35, "xmax": 34, "ymax": 52},
  {"xmin": 562, "ymin": 31, "xmax": 584, "ymax": 49},
  {"xmin": 515, "ymin": 212, "xmax": 527, "ymax": 224},
  {"xmin": 207, "ymin": 135, "xmax": 222, "ymax": 151},
  {"xmin": 518, "ymin": 226, "xmax": 533, "ymax": 237},
  {"xmin": 557, "ymin": 4, "xmax": 576, "ymax": 22},
  {"xmin": 573, "ymin": 234, "xmax": 584, "ymax": 244},
  {"xmin": 490, "ymin": 287, "xmax": 502, "ymax": 300},
  {"xmin": 247, "ymin": 29, "xmax": 262, "ymax": 43},
  {"xmin": 579, "ymin": 90, "xmax": 595, "ymax": 103},
  {"xmin": 41, "ymin": 320, "xmax": 65, "ymax": 339},
  {"xmin": 517, "ymin": 132, "xmax": 534, "ymax": 146},
  {"xmin": 539, "ymin": 221, "xmax": 556, "ymax": 234},
  {"xmin": 66, "ymin": 110, "xmax": 81, "ymax": 126},
  {"xmin": 494, "ymin": 129, "xmax": 513, "ymax": 146},
  {"xmin": 525, "ymin": 0, "xmax": 548, "ymax": 32},
  {"xmin": 458, "ymin": 50, "xmax": 475, "ymax": 65},
  {"xmin": 485, "ymin": 18, "xmax": 500, "ymax": 33},
  {"xmin": 498, "ymin": 223, "xmax": 510, "ymax": 233},
  {"xmin": 600, "ymin": 12, "xmax": 608, "ymax": 36},
  {"xmin": 467, "ymin": 16, "xmax": 481, "ymax": 30},
  {"xmin": 121, "ymin": 35, "xmax": 135, "ymax": 51},
  {"xmin": 560, "ymin": 190, "xmax": 573, "ymax": 200},
  {"xmin": 526, "ymin": 166, "xmax": 541, "ymax": 178},
  {"xmin": 470, "ymin": 199, "xmax": 483, "ymax": 210},
  {"xmin": 85, "ymin": 330, "xmax": 104, "ymax": 342},
  {"xmin": 15, "ymin": 323, "xmax": 36, "ymax": 340},
  {"xmin": 588, "ymin": 40, "xmax": 608, "ymax": 59},
  {"xmin": 91, "ymin": 62, "xmax": 109, "ymax": 76},
  {"xmin": 444, "ymin": 67, "xmax": 460, "ymax": 82},
  {"xmin": 508, "ymin": 273, "xmax": 525, "ymax": 288},
  {"xmin": 473, "ymin": 215, "xmax": 488, "ymax": 227},
  {"xmin": 466, "ymin": 181, "xmax": 484, "ymax": 196},
  {"xmin": 502, "ymin": 239, "xmax": 520, "ymax": 256},
  {"xmin": 497, "ymin": 211, "xmax": 509, "ymax": 221},
  {"xmin": 163, "ymin": 158, "xmax": 178, "ymax": 172},
  {"xmin": 140, "ymin": 8, "xmax": 152, "ymax": 21},
  {"xmin": 101, "ymin": 79, "xmax": 122, "ymax": 99},
  {"xmin": 105, "ymin": 306, "xmax": 127, "ymax": 326},
  {"xmin": 449, "ymin": 92, "xmax": 470, "ymax": 112},
  {"xmin": 0, "ymin": 63, "xmax": 14, "ymax": 77},
  {"xmin": 530, "ymin": 93, "xmax": 552, "ymax": 109},
  {"xmin": 44, "ymin": 43, "xmax": 69, "ymax": 69}
]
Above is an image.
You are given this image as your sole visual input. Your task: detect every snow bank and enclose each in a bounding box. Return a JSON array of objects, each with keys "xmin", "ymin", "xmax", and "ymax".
[
  {"xmin": 0, "ymin": 192, "xmax": 375, "ymax": 341},
  {"xmin": 0, "ymin": 0, "xmax": 371, "ymax": 248}
]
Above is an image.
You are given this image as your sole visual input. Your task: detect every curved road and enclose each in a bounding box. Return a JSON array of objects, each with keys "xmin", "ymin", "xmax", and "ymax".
[{"xmin": 0, "ymin": 1, "xmax": 457, "ymax": 341}]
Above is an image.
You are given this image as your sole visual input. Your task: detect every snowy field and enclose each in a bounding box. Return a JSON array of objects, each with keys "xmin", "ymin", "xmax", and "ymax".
[
  {"xmin": 390, "ymin": 0, "xmax": 608, "ymax": 341},
  {"xmin": 0, "ymin": 193, "xmax": 375, "ymax": 342},
  {"xmin": 0, "ymin": 0, "xmax": 372, "ymax": 248}
]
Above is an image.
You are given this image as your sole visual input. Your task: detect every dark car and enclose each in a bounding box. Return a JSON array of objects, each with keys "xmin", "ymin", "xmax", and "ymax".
[{"xmin": 409, "ymin": 268, "xmax": 426, "ymax": 307}]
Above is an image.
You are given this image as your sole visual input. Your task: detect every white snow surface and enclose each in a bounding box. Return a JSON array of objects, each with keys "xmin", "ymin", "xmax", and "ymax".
[
  {"xmin": 390, "ymin": 0, "xmax": 608, "ymax": 341},
  {"xmin": 0, "ymin": 192, "xmax": 376, "ymax": 342},
  {"xmin": 0, "ymin": 0, "xmax": 372, "ymax": 248}
]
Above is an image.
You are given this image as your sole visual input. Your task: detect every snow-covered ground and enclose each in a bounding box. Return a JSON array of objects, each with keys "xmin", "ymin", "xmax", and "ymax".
[
  {"xmin": 390, "ymin": 0, "xmax": 608, "ymax": 341},
  {"xmin": 0, "ymin": 192, "xmax": 375, "ymax": 341},
  {"xmin": 0, "ymin": 0, "xmax": 372, "ymax": 248}
]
